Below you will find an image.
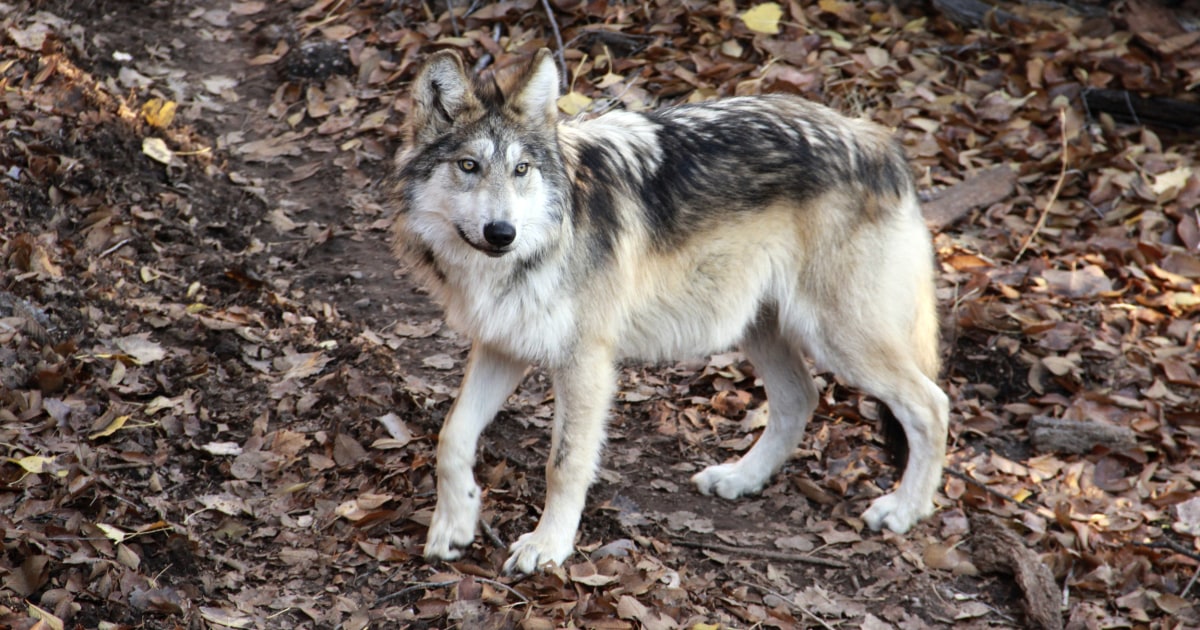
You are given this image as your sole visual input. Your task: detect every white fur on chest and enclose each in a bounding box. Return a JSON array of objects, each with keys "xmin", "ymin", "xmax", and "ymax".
[{"xmin": 440, "ymin": 260, "xmax": 578, "ymax": 363}]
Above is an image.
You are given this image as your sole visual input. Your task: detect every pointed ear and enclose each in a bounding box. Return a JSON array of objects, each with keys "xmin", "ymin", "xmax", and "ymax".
[
  {"xmin": 513, "ymin": 49, "xmax": 561, "ymax": 124},
  {"xmin": 410, "ymin": 50, "xmax": 478, "ymax": 144}
]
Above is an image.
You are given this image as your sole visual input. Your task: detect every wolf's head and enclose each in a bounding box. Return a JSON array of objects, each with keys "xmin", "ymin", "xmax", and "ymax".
[{"xmin": 395, "ymin": 49, "xmax": 567, "ymax": 263}]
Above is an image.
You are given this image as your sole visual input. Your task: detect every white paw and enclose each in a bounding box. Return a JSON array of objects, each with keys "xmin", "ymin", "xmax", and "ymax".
[
  {"xmin": 862, "ymin": 492, "xmax": 933, "ymax": 534},
  {"xmin": 423, "ymin": 490, "xmax": 481, "ymax": 561},
  {"xmin": 691, "ymin": 462, "xmax": 766, "ymax": 500},
  {"xmin": 503, "ymin": 528, "xmax": 575, "ymax": 575}
]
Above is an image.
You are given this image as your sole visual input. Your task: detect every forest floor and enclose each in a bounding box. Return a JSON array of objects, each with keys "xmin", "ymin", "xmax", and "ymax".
[{"xmin": 1, "ymin": 0, "xmax": 1199, "ymax": 628}]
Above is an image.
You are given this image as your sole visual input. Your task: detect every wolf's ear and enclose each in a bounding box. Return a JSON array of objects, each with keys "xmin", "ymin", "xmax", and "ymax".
[
  {"xmin": 513, "ymin": 49, "xmax": 560, "ymax": 125},
  {"xmin": 410, "ymin": 50, "xmax": 477, "ymax": 144}
]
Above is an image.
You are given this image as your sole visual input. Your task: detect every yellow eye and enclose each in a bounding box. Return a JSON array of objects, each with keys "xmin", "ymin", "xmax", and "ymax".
[
  {"xmin": 457, "ymin": 159, "xmax": 477, "ymax": 173},
  {"xmin": 514, "ymin": 162, "xmax": 530, "ymax": 176}
]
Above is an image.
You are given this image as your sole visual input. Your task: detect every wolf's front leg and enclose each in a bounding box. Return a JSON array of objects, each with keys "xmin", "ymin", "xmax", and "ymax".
[
  {"xmin": 425, "ymin": 344, "xmax": 527, "ymax": 562},
  {"xmin": 504, "ymin": 345, "xmax": 616, "ymax": 574}
]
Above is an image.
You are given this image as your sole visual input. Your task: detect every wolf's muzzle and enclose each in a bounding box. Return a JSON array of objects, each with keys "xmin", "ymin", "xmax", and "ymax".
[{"xmin": 457, "ymin": 224, "xmax": 511, "ymax": 257}]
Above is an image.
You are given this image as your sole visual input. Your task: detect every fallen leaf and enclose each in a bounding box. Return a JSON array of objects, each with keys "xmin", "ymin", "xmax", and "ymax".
[
  {"xmin": 142, "ymin": 137, "xmax": 174, "ymax": 164},
  {"xmin": 116, "ymin": 334, "xmax": 167, "ymax": 364},
  {"xmin": 27, "ymin": 601, "xmax": 64, "ymax": 630},
  {"xmin": 88, "ymin": 414, "xmax": 131, "ymax": 439},
  {"xmin": 741, "ymin": 3, "xmax": 783, "ymax": 34},
  {"xmin": 1042, "ymin": 265, "xmax": 1113, "ymax": 298},
  {"xmin": 557, "ymin": 91, "xmax": 593, "ymax": 116},
  {"xmin": 141, "ymin": 98, "xmax": 177, "ymax": 128}
]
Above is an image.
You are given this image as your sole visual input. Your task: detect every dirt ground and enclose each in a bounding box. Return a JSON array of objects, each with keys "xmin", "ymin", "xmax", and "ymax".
[{"xmin": 2, "ymin": 0, "xmax": 1199, "ymax": 628}]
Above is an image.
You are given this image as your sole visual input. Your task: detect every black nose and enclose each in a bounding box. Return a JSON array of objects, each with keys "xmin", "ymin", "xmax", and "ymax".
[{"xmin": 483, "ymin": 221, "xmax": 516, "ymax": 247}]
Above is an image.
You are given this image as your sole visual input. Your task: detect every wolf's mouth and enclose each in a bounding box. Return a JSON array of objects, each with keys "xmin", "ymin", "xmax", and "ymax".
[{"xmin": 456, "ymin": 226, "xmax": 508, "ymax": 258}]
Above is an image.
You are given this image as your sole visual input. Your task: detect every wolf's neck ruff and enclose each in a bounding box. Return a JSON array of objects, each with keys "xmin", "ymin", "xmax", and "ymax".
[{"xmin": 389, "ymin": 48, "xmax": 949, "ymax": 575}]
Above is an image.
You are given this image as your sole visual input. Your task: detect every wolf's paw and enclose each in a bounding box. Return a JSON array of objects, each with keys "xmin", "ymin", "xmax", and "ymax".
[
  {"xmin": 423, "ymin": 494, "xmax": 481, "ymax": 561},
  {"xmin": 862, "ymin": 492, "xmax": 933, "ymax": 534},
  {"xmin": 691, "ymin": 462, "xmax": 766, "ymax": 500},
  {"xmin": 502, "ymin": 529, "xmax": 574, "ymax": 575}
]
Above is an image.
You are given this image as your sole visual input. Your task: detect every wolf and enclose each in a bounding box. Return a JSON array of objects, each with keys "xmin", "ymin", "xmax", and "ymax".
[{"xmin": 387, "ymin": 48, "xmax": 949, "ymax": 575}]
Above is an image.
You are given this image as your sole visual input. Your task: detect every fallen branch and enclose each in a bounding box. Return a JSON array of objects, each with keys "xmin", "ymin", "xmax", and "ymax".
[
  {"xmin": 1083, "ymin": 88, "xmax": 1200, "ymax": 133},
  {"xmin": 1027, "ymin": 415, "xmax": 1137, "ymax": 454},
  {"xmin": 673, "ymin": 539, "xmax": 851, "ymax": 569},
  {"xmin": 969, "ymin": 514, "xmax": 1063, "ymax": 630},
  {"xmin": 921, "ymin": 164, "xmax": 1018, "ymax": 231}
]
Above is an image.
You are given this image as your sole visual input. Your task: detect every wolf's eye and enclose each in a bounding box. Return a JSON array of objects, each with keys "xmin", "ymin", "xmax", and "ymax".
[
  {"xmin": 457, "ymin": 159, "xmax": 478, "ymax": 173},
  {"xmin": 514, "ymin": 162, "xmax": 530, "ymax": 177}
]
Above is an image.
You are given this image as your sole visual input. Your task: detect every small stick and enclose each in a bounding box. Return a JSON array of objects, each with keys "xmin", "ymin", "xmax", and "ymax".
[
  {"xmin": 1014, "ymin": 108, "xmax": 1069, "ymax": 263},
  {"xmin": 375, "ymin": 576, "xmax": 529, "ymax": 606},
  {"xmin": 477, "ymin": 576, "xmax": 530, "ymax": 603},
  {"xmin": 740, "ymin": 581, "xmax": 835, "ymax": 630},
  {"xmin": 1134, "ymin": 539, "xmax": 1200, "ymax": 564},
  {"xmin": 480, "ymin": 518, "xmax": 506, "ymax": 550},
  {"xmin": 1183, "ymin": 565, "xmax": 1199, "ymax": 599},
  {"xmin": 539, "ymin": 0, "xmax": 568, "ymax": 89},
  {"xmin": 376, "ymin": 579, "xmax": 457, "ymax": 605},
  {"xmin": 473, "ymin": 24, "xmax": 503, "ymax": 73},
  {"xmin": 446, "ymin": 0, "xmax": 459, "ymax": 37},
  {"xmin": 672, "ymin": 539, "xmax": 851, "ymax": 569},
  {"xmin": 944, "ymin": 467, "xmax": 1058, "ymax": 523}
]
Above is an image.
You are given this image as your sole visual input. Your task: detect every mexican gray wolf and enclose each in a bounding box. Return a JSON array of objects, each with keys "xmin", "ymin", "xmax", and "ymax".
[{"xmin": 387, "ymin": 48, "xmax": 949, "ymax": 575}]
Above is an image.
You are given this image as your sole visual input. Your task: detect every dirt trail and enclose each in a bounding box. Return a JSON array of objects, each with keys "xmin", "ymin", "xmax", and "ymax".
[{"xmin": 5, "ymin": 1, "xmax": 1199, "ymax": 628}]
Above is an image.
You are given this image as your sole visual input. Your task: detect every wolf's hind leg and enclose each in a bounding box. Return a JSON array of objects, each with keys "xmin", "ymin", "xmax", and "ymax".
[
  {"xmin": 692, "ymin": 318, "xmax": 816, "ymax": 499},
  {"xmin": 858, "ymin": 370, "xmax": 948, "ymax": 533},
  {"xmin": 425, "ymin": 344, "xmax": 527, "ymax": 562}
]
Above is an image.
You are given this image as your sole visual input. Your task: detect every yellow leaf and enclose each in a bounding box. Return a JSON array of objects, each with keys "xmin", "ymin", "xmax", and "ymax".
[
  {"xmin": 9, "ymin": 454, "xmax": 55, "ymax": 474},
  {"xmin": 741, "ymin": 3, "xmax": 783, "ymax": 34},
  {"xmin": 142, "ymin": 137, "xmax": 174, "ymax": 164},
  {"xmin": 96, "ymin": 522, "xmax": 128, "ymax": 543},
  {"xmin": 90, "ymin": 414, "xmax": 131, "ymax": 439},
  {"xmin": 691, "ymin": 624, "xmax": 722, "ymax": 630},
  {"xmin": 141, "ymin": 97, "xmax": 177, "ymax": 129},
  {"xmin": 556, "ymin": 91, "xmax": 592, "ymax": 116}
]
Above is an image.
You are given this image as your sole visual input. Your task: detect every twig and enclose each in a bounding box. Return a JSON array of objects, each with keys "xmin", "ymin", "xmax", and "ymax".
[
  {"xmin": 480, "ymin": 518, "xmax": 505, "ymax": 550},
  {"xmin": 477, "ymin": 576, "xmax": 530, "ymax": 603},
  {"xmin": 539, "ymin": 0, "xmax": 568, "ymax": 89},
  {"xmin": 376, "ymin": 579, "xmax": 457, "ymax": 605},
  {"xmin": 944, "ymin": 467, "xmax": 1061, "ymax": 523},
  {"xmin": 446, "ymin": 0, "xmax": 459, "ymax": 37},
  {"xmin": 740, "ymin": 581, "xmax": 835, "ymax": 630},
  {"xmin": 1183, "ymin": 565, "xmax": 1199, "ymax": 599},
  {"xmin": 1013, "ymin": 107, "xmax": 1068, "ymax": 263},
  {"xmin": 672, "ymin": 539, "xmax": 851, "ymax": 569},
  {"xmin": 375, "ymin": 575, "xmax": 529, "ymax": 607},
  {"xmin": 472, "ymin": 24, "xmax": 503, "ymax": 73},
  {"xmin": 1134, "ymin": 539, "xmax": 1200, "ymax": 564}
]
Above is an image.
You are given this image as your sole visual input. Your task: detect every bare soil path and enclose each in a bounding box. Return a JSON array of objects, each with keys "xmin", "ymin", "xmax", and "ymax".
[{"xmin": 2, "ymin": 1, "xmax": 1198, "ymax": 628}]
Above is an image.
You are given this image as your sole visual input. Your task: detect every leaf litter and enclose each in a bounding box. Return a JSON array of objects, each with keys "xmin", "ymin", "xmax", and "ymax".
[{"xmin": 1, "ymin": 0, "xmax": 1199, "ymax": 628}]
